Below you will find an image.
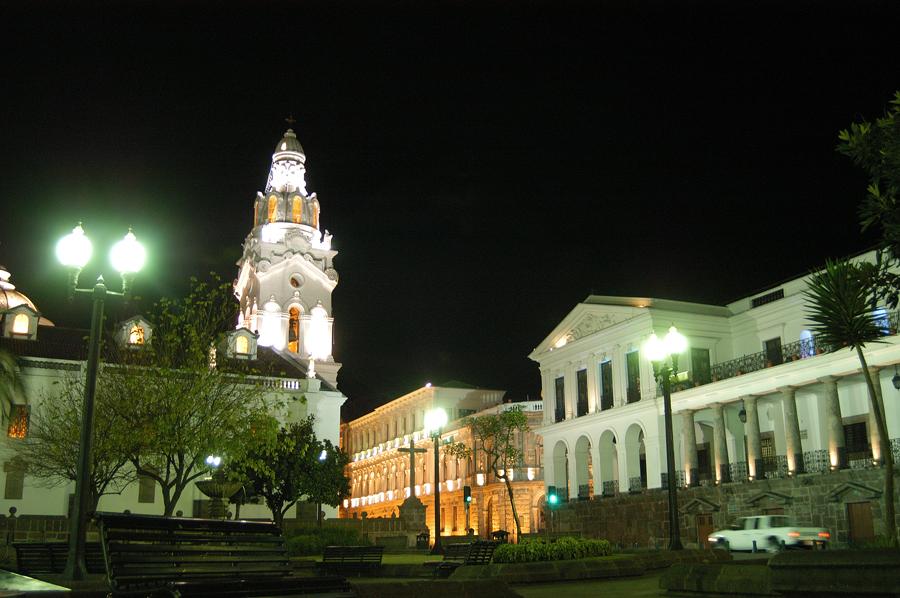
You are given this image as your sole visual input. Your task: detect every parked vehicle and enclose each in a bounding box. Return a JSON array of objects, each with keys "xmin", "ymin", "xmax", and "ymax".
[{"xmin": 708, "ymin": 515, "xmax": 830, "ymax": 552}]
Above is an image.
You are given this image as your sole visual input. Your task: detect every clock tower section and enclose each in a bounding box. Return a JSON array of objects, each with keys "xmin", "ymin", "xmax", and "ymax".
[{"xmin": 234, "ymin": 128, "xmax": 341, "ymax": 388}]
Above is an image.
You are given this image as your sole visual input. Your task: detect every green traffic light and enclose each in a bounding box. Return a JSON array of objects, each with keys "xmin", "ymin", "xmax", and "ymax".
[{"xmin": 548, "ymin": 494, "xmax": 559, "ymax": 505}]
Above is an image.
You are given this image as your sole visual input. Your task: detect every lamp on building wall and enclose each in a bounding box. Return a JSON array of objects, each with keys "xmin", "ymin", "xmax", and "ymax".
[
  {"xmin": 892, "ymin": 365, "xmax": 900, "ymax": 390},
  {"xmin": 738, "ymin": 400, "xmax": 747, "ymax": 424},
  {"xmin": 57, "ymin": 224, "xmax": 146, "ymax": 580},
  {"xmin": 644, "ymin": 325, "xmax": 686, "ymax": 551},
  {"xmin": 424, "ymin": 407, "xmax": 448, "ymax": 554}
]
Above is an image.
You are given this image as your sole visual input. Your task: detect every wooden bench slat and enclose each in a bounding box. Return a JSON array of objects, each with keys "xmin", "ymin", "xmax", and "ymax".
[{"xmin": 95, "ymin": 512, "xmax": 352, "ymax": 597}]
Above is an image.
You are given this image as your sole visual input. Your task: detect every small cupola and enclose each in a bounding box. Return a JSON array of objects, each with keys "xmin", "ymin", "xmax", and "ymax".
[
  {"xmin": 2, "ymin": 304, "xmax": 39, "ymax": 340},
  {"xmin": 116, "ymin": 315, "xmax": 152, "ymax": 348}
]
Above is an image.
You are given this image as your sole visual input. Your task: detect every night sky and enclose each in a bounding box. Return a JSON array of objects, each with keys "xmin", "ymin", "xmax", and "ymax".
[{"xmin": 2, "ymin": 1, "xmax": 898, "ymax": 418}]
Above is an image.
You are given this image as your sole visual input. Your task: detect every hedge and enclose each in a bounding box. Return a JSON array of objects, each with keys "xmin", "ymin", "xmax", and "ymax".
[
  {"xmin": 285, "ymin": 526, "xmax": 371, "ymax": 556},
  {"xmin": 492, "ymin": 537, "xmax": 614, "ymax": 563}
]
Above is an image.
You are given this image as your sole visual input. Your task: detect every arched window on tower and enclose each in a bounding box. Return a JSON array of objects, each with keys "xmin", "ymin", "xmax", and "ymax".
[
  {"xmin": 292, "ymin": 196, "xmax": 303, "ymax": 224},
  {"xmin": 12, "ymin": 313, "xmax": 29, "ymax": 335},
  {"xmin": 288, "ymin": 306, "xmax": 300, "ymax": 353},
  {"xmin": 312, "ymin": 201, "xmax": 320, "ymax": 228},
  {"xmin": 268, "ymin": 195, "xmax": 278, "ymax": 223}
]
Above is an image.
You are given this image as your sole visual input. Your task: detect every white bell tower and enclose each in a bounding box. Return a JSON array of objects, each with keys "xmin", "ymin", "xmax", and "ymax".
[{"xmin": 234, "ymin": 127, "xmax": 341, "ymax": 387}]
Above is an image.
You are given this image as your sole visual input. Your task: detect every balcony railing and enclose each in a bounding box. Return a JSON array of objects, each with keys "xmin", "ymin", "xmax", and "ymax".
[
  {"xmin": 626, "ymin": 386, "xmax": 641, "ymax": 404},
  {"xmin": 602, "ymin": 480, "xmax": 619, "ymax": 497},
  {"xmin": 576, "ymin": 398, "xmax": 589, "ymax": 417},
  {"xmin": 555, "ymin": 407, "xmax": 565, "ymax": 423},
  {"xmin": 761, "ymin": 455, "xmax": 789, "ymax": 479}
]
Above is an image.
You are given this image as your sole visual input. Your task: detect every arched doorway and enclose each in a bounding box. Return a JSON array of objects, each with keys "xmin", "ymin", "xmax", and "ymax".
[
  {"xmin": 574, "ymin": 435, "xmax": 593, "ymax": 499},
  {"xmin": 598, "ymin": 430, "xmax": 619, "ymax": 496},
  {"xmin": 625, "ymin": 423, "xmax": 646, "ymax": 492},
  {"xmin": 552, "ymin": 440, "xmax": 569, "ymax": 500}
]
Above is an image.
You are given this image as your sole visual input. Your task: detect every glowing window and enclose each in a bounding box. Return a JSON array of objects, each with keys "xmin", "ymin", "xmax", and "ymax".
[
  {"xmin": 268, "ymin": 195, "xmax": 278, "ymax": 223},
  {"xmin": 288, "ymin": 306, "xmax": 300, "ymax": 353},
  {"xmin": 128, "ymin": 325, "xmax": 145, "ymax": 345},
  {"xmin": 312, "ymin": 204, "xmax": 319, "ymax": 228},
  {"xmin": 12, "ymin": 313, "xmax": 28, "ymax": 335},
  {"xmin": 292, "ymin": 196, "xmax": 303, "ymax": 223},
  {"xmin": 7, "ymin": 405, "xmax": 29, "ymax": 440},
  {"xmin": 235, "ymin": 335, "xmax": 249, "ymax": 355}
]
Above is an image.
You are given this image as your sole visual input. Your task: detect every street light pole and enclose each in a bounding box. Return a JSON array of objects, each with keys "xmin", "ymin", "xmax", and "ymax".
[
  {"xmin": 645, "ymin": 326, "xmax": 686, "ymax": 551},
  {"xmin": 56, "ymin": 224, "xmax": 146, "ymax": 580},
  {"xmin": 424, "ymin": 407, "xmax": 447, "ymax": 555},
  {"xmin": 63, "ymin": 278, "xmax": 106, "ymax": 579}
]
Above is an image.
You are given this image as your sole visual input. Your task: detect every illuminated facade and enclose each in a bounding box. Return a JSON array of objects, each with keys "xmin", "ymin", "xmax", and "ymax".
[
  {"xmin": 341, "ymin": 384, "xmax": 546, "ymax": 541},
  {"xmin": 233, "ymin": 128, "xmax": 340, "ymax": 388},
  {"xmin": 532, "ymin": 250, "xmax": 900, "ymax": 502}
]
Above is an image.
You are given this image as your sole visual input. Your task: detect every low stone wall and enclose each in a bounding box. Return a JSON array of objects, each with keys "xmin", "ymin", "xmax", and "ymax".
[
  {"xmin": 351, "ymin": 579, "xmax": 521, "ymax": 598},
  {"xmin": 660, "ymin": 562, "xmax": 774, "ymax": 596},
  {"xmin": 769, "ymin": 549, "xmax": 900, "ymax": 596},
  {"xmin": 551, "ymin": 468, "xmax": 893, "ymax": 548}
]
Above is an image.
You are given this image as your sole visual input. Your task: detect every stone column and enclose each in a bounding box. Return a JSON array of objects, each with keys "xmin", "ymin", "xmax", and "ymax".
[
  {"xmin": 567, "ymin": 446, "xmax": 579, "ymax": 501},
  {"xmin": 744, "ymin": 396, "xmax": 763, "ymax": 480},
  {"xmin": 818, "ymin": 376, "xmax": 847, "ymax": 469},
  {"xmin": 712, "ymin": 403, "xmax": 730, "ymax": 483},
  {"xmin": 681, "ymin": 410, "xmax": 699, "ymax": 486},
  {"xmin": 779, "ymin": 386, "xmax": 804, "ymax": 474},
  {"xmin": 867, "ymin": 367, "xmax": 885, "ymax": 463}
]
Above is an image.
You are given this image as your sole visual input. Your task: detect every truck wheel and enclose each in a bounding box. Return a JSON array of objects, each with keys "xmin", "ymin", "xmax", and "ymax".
[
  {"xmin": 767, "ymin": 536, "xmax": 782, "ymax": 553},
  {"xmin": 716, "ymin": 538, "xmax": 730, "ymax": 551}
]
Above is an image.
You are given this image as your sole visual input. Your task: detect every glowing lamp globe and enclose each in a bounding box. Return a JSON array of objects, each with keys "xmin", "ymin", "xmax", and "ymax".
[
  {"xmin": 110, "ymin": 229, "xmax": 146, "ymax": 274},
  {"xmin": 664, "ymin": 325, "xmax": 687, "ymax": 355},
  {"xmin": 643, "ymin": 332, "xmax": 667, "ymax": 362},
  {"xmin": 56, "ymin": 224, "xmax": 93, "ymax": 269},
  {"xmin": 424, "ymin": 408, "xmax": 448, "ymax": 436}
]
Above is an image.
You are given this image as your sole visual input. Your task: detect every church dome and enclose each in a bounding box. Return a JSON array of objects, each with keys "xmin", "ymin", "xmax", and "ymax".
[
  {"xmin": 274, "ymin": 129, "xmax": 305, "ymax": 155},
  {"xmin": 0, "ymin": 265, "xmax": 54, "ymax": 325}
]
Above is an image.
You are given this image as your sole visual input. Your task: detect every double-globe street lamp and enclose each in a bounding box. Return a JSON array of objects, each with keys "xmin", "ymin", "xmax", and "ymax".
[
  {"xmin": 644, "ymin": 325, "xmax": 687, "ymax": 551},
  {"xmin": 424, "ymin": 407, "xmax": 448, "ymax": 555},
  {"xmin": 56, "ymin": 223, "xmax": 146, "ymax": 580}
]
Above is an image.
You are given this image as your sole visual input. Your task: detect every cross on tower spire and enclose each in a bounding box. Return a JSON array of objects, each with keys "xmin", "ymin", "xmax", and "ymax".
[{"xmin": 285, "ymin": 114, "xmax": 297, "ymax": 127}]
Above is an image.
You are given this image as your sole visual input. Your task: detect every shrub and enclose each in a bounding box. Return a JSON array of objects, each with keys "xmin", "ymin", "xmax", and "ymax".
[
  {"xmin": 492, "ymin": 537, "xmax": 613, "ymax": 563},
  {"xmin": 285, "ymin": 526, "xmax": 370, "ymax": 556}
]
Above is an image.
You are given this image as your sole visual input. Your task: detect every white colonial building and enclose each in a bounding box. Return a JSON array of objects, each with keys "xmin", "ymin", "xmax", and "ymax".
[
  {"xmin": 0, "ymin": 128, "xmax": 347, "ymax": 519},
  {"xmin": 532, "ymin": 251, "xmax": 900, "ymax": 502}
]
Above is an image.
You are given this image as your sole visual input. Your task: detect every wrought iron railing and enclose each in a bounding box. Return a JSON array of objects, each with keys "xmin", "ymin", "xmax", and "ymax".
[
  {"xmin": 602, "ymin": 480, "xmax": 619, "ymax": 497},
  {"xmin": 660, "ymin": 470, "xmax": 686, "ymax": 488},
  {"xmin": 628, "ymin": 477, "xmax": 644, "ymax": 493},
  {"xmin": 803, "ymin": 449, "xmax": 830, "ymax": 474},
  {"xmin": 728, "ymin": 461, "xmax": 749, "ymax": 482},
  {"xmin": 761, "ymin": 455, "xmax": 789, "ymax": 479},
  {"xmin": 577, "ymin": 398, "xmax": 589, "ymax": 417},
  {"xmin": 651, "ymin": 312, "xmax": 899, "ymax": 399},
  {"xmin": 578, "ymin": 484, "xmax": 591, "ymax": 500},
  {"xmin": 626, "ymin": 386, "xmax": 641, "ymax": 404}
]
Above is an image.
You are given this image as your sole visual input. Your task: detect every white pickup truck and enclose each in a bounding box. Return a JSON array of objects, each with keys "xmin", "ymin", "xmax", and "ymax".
[{"xmin": 708, "ymin": 515, "xmax": 830, "ymax": 552}]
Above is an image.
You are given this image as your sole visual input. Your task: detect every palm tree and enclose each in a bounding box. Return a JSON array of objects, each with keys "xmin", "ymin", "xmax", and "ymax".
[{"xmin": 804, "ymin": 258, "xmax": 897, "ymax": 547}]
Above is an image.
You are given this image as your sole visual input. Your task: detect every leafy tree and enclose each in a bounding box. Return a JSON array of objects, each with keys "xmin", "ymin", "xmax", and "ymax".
[
  {"xmin": 838, "ymin": 91, "xmax": 900, "ymax": 261},
  {"xmin": 805, "ymin": 259, "xmax": 896, "ymax": 547},
  {"xmin": 16, "ymin": 372, "xmax": 133, "ymax": 512},
  {"xmin": 104, "ymin": 275, "xmax": 277, "ymax": 516},
  {"xmin": 231, "ymin": 417, "xmax": 350, "ymax": 528},
  {"xmin": 446, "ymin": 406, "xmax": 530, "ymax": 539},
  {"xmin": 303, "ymin": 437, "xmax": 351, "ymax": 527}
]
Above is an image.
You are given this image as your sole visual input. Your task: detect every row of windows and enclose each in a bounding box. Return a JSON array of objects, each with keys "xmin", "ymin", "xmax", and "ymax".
[{"xmin": 254, "ymin": 196, "xmax": 320, "ymax": 228}]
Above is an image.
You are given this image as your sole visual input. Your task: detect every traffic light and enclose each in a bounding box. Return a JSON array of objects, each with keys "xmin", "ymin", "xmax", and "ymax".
[
  {"xmin": 463, "ymin": 485, "xmax": 472, "ymax": 504},
  {"xmin": 547, "ymin": 486, "xmax": 560, "ymax": 507}
]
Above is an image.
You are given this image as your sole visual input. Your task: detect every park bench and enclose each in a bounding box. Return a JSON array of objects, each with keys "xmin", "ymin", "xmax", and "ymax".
[
  {"xmin": 94, "ymin": 512, "xmax": 353, "ymax": 597},
  {"xmin": 426, "ymin": 540, "xmax": 498, "ymax": 578},
  {"xmin": 320, "ymin": 545, "xmax": 384, "ymax": 577},
  {"xmin": 13, "ymin": 541, "xmax": 106, "ymax": 575}
]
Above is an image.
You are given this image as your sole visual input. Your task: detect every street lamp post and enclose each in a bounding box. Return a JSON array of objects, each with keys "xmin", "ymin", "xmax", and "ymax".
[
  {"xmin": 57, "ymin": 224, "xmax": 146, "ymax": 580},
  {"xmin": 644, "ymin": 325, "xmax": 687, "ymax": 551},
  {"xmin": 424, "ymin": 407, "xmax": 448, "ymax": 555}
]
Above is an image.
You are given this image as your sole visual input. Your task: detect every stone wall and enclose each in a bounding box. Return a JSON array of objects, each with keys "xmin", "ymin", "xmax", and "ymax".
[
  {"xmin": 0, "ymin": 514, "xmax": 100, "ymax": 545},
  {"xmin": 550, "ymin": 468, "xmax": 894, "ymax": 548}
]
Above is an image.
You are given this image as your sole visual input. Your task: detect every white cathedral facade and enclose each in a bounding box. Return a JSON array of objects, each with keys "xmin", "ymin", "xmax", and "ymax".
[{"xmin": 0, "ymin": 128, "xmax": 347, "ymax": 519}]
